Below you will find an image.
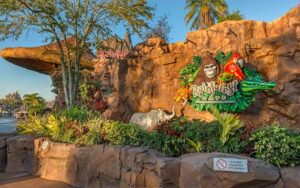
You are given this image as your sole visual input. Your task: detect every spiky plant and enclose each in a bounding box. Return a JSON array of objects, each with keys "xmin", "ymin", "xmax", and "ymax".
[
  {"xmin": 46, "ymin": 114, "xmax": 65, "ymax": 141},
  {"xmin": 210, "ymin": 106, "xmax": 244, "ymax": 145},
  {"xmin": 17, "ymin": 116, "xmax": 48, "ymax": 135}
]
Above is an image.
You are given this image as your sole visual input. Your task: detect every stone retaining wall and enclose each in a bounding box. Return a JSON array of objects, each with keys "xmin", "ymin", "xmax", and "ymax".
[{"xmin": 0, "ymin": 134, "xmax": 299, "ymax": 188}]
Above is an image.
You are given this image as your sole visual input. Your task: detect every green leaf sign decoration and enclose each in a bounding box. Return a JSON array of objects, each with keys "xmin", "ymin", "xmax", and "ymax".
[{"xmin": 175, "ymin": 51, "xmax": 276, "ymax": 112}]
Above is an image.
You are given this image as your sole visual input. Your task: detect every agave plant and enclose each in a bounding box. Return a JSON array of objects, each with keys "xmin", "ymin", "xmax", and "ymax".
[{"xmin": 210, "ymin": 106, "xmax": 244, "ymax": 145}]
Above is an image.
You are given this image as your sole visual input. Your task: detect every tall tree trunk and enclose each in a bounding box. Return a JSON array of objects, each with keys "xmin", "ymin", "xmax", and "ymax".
[{"xmin": 60, "ymin": 62, "xmax": 70, "ymax": 109}]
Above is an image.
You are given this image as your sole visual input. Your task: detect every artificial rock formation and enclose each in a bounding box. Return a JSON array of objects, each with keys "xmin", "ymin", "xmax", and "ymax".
[
  {"xmin": 1, "ymin": 134, "xmax": 299, "ymax": 188},
  {"xmin": 0, "ymin": 38, "xmax": 94, "ymax": 74},
  {"xmin": 1, "ymin": 6, "xmax": 300, "ymax": 127},
  {"xmin": 180, "ymin": 153, "xmax": 280, "ymax": 188},
  {"xmin": 0, "ymin": 34, "xmax": 132, "ymax": 75},
  {"xmin": 3, "ymin": 135, "xmax": 179, "ymax": 188},
  {"xmin": 95, "ymin": 5, "xmax": 300, "ymax": 128}
]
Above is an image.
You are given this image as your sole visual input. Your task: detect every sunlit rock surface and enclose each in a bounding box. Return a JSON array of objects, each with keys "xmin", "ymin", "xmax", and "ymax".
[
  {"xmin": 96, "ymin": 5, "xmax": 300, "ymax": 128},
  {"xmin": 0, "ymin": 38, "xmax": 94, "ymax": 74},
  {"xmin": 2, "ymin": 6, "xmax": 300, "ymax": 127}
]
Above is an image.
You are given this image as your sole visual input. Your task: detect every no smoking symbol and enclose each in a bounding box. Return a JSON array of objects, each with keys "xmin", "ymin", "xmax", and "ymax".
[{"xmin": 216, "ymin": 159, "xmax": 227, "ymax": 170}]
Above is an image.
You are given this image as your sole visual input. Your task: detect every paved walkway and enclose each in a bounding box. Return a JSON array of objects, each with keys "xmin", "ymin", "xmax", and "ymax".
[{"xmin": 0, "ymin": 173, "xmax": 74, "ymax": 188}]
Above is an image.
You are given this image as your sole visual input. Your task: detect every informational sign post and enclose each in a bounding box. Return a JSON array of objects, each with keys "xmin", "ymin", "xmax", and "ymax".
[{"xmin": 213, "ymin": 158, "xmax": 248, "ymax": 173}]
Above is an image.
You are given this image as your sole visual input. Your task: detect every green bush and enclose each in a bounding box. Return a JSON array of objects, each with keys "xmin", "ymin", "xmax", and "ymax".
[
  {"xmin": 183, "ymin": 120, "xmax": 220, "ymax": 152},
  {"xmin": 57, "ymin": 106, "xmax": 98, "ymax": 122},
  {"xmin": 145, "ymin": 118, "xmax": 247, "ymax": 157},
  {"xmin": 101, "ymin": 121, "xmax": 147, "ymax": 146},
  {"xmin": 183, "ymin": 119, "xmax": 247, "ymax": 154},
  {"xmin": 250, "ymin": 125, "xmax": 300, "ymax": 167},
  {"xmin": 145, "ymin": 131, "xmax": 186, "ymax": 157},
  {"xmin": 17, "ymin": 109, "xmax": 102, "ymax": 145},
  {"xmin": 17, "ymin": 116, "xmax": 49, "ymax": 136},
  {"xmin": 17, "ymin": 107, "xmax": 300, "ymax": 167},
  {"xmin": 144, "ymin": 118, "xmax": 189, "ymax": 156}
]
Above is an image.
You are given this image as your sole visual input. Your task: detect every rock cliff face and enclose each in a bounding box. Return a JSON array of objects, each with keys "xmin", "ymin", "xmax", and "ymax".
[
  {"xmin": 1, "ymin": 6, "xmax": 300, "ymax": 127},
  {"xmin": 95, "ymin": 5, "xmax": 300, "ymax": 128}
]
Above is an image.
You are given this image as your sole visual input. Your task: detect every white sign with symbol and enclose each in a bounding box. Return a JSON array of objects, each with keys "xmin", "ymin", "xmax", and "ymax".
[
  {"xmin": 213, "ymin": 158, "xmax": 248, "ymax": 173},
  {"xmin": 41, "ymin": 141, "xmax": 49, "ymax": 150}
]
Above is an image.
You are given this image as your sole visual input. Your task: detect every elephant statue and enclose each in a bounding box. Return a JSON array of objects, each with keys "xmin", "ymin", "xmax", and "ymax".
[{"xmin": 129, "ymin": 107, "xmax": 175, "ymax": 129}]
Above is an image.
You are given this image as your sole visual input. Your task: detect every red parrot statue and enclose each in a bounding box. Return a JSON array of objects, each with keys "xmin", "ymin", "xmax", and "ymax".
[{"xmin": 224, "ymin": 52, "xmax": 246, "ymax": 81}]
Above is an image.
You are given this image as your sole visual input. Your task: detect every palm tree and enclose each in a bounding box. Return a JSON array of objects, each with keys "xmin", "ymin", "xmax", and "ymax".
[
  {"xmin": 218, "ymin": 9, "xmax": 244, "ymax": 23},
  {"xmin": 185, "ymin": 0, "xmax": 228, "ymax": 30},
  {"xmin": 23, "ymin": 93, "xmax": 46, "ymax": 116}
]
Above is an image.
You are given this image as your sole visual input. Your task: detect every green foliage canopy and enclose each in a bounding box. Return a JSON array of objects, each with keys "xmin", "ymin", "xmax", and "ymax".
[
  {"xmin": 22, "ymin": 93, "xmax": 46, "ymax": 116},
  {"xmin": 0, "ymin": 91, "xmax": 22, "ymax": 111},
  {"xmin": 218, "ymin": 9, "xmax": 244, "ymax": 23},
  {"xmin": 185, "ymin": 0, "xmax": 228, "ymax": 30},
  {"xmin": 250, "ymin": 125, "xmax": 300, "ymax": 167}
]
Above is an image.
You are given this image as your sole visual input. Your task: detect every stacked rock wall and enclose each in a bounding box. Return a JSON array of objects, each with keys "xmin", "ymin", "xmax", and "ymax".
[{"xmin": 1, "ymin": 134, "xmax": 299, "ymax": 188}]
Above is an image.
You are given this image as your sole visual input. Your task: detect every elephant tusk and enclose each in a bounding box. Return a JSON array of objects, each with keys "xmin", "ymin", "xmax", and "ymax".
[{"xmin": 182, "ymin": 98, "xmax": 188, "ymax": 106}]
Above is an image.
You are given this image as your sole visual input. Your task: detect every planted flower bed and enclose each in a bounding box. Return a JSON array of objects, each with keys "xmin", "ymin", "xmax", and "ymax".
[
  {"xmin": 0, "ymin": 106, "xmax": 295, "ymax": 187},
  {"xmin": 17, "ymin": 107, "xmax": 300, "ymax": 168}
]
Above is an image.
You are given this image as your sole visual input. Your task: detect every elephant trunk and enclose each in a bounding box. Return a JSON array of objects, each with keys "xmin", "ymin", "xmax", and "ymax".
[{"xmin": 164, "ymin": 106, "xmax": 175, "ymax": 121}]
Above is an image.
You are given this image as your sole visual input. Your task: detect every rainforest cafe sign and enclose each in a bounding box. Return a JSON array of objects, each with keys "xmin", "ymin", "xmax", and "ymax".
[
  {"xmin": 96, "ymin": 50, "xmax": 129, "ymax": 59},
  {"xmin": 191, "ymin": 81, "xmax": 238, "ymax": 97},
  {"xmin": 190, "ymin": 81, "xmax": 238, "ymax": 104},
  {"xmin": 175, "ymin": 51, "xmax": 277, "ymax": 112}
]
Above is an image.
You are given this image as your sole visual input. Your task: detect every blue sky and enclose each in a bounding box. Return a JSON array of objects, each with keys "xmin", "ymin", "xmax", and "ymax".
[{"xmin": 0, "ymin": 0, "xmax": 299, "ymax": 101}]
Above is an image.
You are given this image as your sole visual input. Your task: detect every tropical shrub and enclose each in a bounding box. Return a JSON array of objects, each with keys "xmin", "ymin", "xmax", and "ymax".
[
  {"xmin": 183, "ymin": 120, "xmax": 220, "ymax": 152},
  {"xmin": 17, "ymin": 107, "xmax": 300, "ymax": 167},
  {"xmin": 73, "ymin": 118, "xmax": 103, "ymax": 145},
  {"xmin": 101, "ymin": 121, "xmax": 147, "ymax": 146},
  {"xmin": 17, "ymin": 116, "xmax": 49, "ymax": 135},
  {"xmin": 145, "ymin": 117, "xmax": 247, "ymax": 157},
  {"xmin": 250, "ymin": 125, "xmax": 300, "ymax": 167},
  {"xmin": 46, "ymin": 114, "xmax": 65, "ymax": 141},
  {"xmin": 210, "ymin": 106, "xmax": 244, "ymax": 145},
  {"xmin": 22, "ymin": 93, "xmax": 46, "ymax": 116},
  {"xmin": 17, "ymin": 107, "xmax": 101, "ymax": 144},
  {"xmin": 57, "ymin": 106, "xmax": 97, "ymax": 122},
  {"xmin": 183, "ymin": 119, "xmax": 247, "ymax": 154},
  {"xmin": 145, "ymin": 119, "xmax": 187, "ymax": 156}
]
